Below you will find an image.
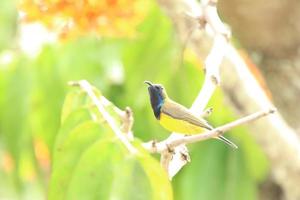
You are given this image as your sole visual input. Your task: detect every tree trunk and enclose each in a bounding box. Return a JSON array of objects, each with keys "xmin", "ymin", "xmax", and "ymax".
[{"xmin": 219, "ymin": 0, "xmax": 300, "ymax": 131}]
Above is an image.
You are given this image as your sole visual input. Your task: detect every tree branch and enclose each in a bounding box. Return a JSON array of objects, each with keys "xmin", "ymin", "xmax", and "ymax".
[
  {"xmin": 154, "ymin": 0, "xmax": 232, "ymax": 179},
  {"xmin": 143, "ymin": 108, "xmax": 275, "ymax": 153},
  {"xmin": 156, "ymin": 0, "xmax": 300, "ymax": 198},
  {"xmin": 69, "ymin": 80, "xmax": 137, "ymax": 154}
]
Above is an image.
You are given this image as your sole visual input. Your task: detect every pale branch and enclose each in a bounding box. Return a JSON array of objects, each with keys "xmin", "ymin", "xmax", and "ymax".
[
  {"xmin": 85, "ymin": 91, "xmax": 134, "ymax": 140},
  {"xmin": 142, "ymin": 108, "xmax": 276, "ymax": 153},
  {"xmin": 190, "ymin": 0, "xmax": 231, "ymax": 112},
  {"xmin": 225, "ymin": 44, "xmax": 300, "ymax": 153},
  {"xmin": 157, "ymin": 0, "xmax": 300, "ymax": 198},
  {"xmin": 165, "ymin": 144, "xmax": 190, "ymax": 178},
  {"xmin": 201, "ymin": 0, "xmax": 231, "ymax": 38},
  {"xmin": 191, "ymin": 34, "xmax": 227, "ymax": 113},
  {"xmin": 101, "ymin": 95, "xmax": 134, "ymax": 139},
  {"xmin": 156, "ymin": 0, "xmax": 231, "ymax": 178},
  {"xmin": 68, "ymin": 80, "xmax": 137, "ymax": 154},
  {"xmin": 170, "ymin": 107, "xmax": 276, "ymax": 147},
  {"xmin": 223, "ymin": 45, "xmax": 300, "ymax": 200}
]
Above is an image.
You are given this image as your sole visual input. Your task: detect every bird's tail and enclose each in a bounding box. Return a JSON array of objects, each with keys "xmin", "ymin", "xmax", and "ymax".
[{"xmin": 217, "ymin": 135, "xmax": 238, "ymax": 149}]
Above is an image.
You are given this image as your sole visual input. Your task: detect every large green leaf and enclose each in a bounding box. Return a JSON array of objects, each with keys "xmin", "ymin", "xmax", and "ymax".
[
  {"xmin": 49, "ymin": 86, "xmax": 173, "ymax": 200},
  {"xmin": 64, "ymin": 140, "xmax": 172, "ymax": 200}
]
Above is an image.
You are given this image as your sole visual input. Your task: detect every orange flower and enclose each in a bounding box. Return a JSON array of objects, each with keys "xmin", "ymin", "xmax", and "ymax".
[{"xmin": 19, "ymin": 0, "xmax": 149, "ymax": 39}]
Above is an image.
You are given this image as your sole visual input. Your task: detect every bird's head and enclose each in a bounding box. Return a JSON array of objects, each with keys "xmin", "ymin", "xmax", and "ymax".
[
  {"xmin": 144, "ymin": 81, "xmax": 168, "ymax": 99},
  {"xmin": 144, "ymin": 81, "xmax": 168, "ymax": 119}
]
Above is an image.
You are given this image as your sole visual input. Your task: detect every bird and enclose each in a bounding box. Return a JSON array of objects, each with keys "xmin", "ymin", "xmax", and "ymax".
[{"xmin": 144, "ymin": 81, "xmax": 237, "ymax": 149}]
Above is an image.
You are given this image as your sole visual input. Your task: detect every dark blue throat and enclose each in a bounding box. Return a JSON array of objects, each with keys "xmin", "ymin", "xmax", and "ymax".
[{"xmin": 148, "ymin": 88, "xmax": 164, "ymax": 119}]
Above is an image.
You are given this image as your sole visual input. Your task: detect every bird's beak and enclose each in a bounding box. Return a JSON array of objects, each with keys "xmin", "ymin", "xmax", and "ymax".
[{"xmin": 144, "ymin": 81, "xmax": 153, "ymax": 86}]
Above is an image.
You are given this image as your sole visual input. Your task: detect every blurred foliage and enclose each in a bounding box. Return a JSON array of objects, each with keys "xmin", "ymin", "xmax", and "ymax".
[
  {"xmin": 0, "ymin": 0, "xmax": 269, "ymax": 199},
  {"xmin": 0, "ymin": 0, "xmax": 17, "ymax": 51}
]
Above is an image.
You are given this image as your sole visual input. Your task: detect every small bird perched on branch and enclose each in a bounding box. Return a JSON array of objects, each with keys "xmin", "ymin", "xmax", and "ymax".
[{"xmin": 144, "ymin": 81, "xmax": 237, "ymax": 149}]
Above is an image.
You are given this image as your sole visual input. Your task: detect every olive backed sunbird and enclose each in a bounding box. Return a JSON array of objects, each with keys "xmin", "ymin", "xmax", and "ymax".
[{"xmin": 144, "ymin": 81, "xmax": 237, "ymax": 149}]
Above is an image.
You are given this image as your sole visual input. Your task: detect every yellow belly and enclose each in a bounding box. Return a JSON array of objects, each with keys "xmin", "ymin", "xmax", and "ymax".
[{"xmin": 159, "ymin": 113, "xmax": 205, "ymax": 135}]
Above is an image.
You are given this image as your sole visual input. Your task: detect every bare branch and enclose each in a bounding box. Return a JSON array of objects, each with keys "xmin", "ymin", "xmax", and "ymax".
[
  {"xmin": 155, "ymin": 0, "xmax": 231, "ymax": 178},
  {"xmin": 143, "ymin": 108, "xmax": 275, "ymax": 154},
  {"xmin": 191, "ymin": 34, "xmax": 228, "ymax": 113},
  {"xmin": 157, "ymin": 0, "xmax": 300, "ymax": 198},
  {"xmin": 69, "ymin": 80, "xmax": 137, "ymax": 154},
  {"xmin": 169, "ymin": 108, "xmax": 275, "ymax": 148}
]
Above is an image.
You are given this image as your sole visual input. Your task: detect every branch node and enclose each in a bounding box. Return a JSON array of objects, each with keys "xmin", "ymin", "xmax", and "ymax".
[
  {"xmin": 221, "ymin": 28, "xmax": 231, "ymax": 41},
  {"xmin": 120, "ymin": 106, "xmax": 134, "ymax": 140},
  {"xmin": 269, "ymin": 107, "xmax": 277, "ymax": 114},
  {"xmin": 216, "ymin": 129, "xmax": 224, "ymax": 136},
  {"xmin": 151, "ymin": 140, "xmax": 157, "ymax": 148},
  {"xmin": 180, "ymin": 151, "xmax": 191, "ymax": 162},
  {"xmin": 206, "ymin": 107, "xmax": 213, "ymax": 115},
  {"xmin": 197, "ymin": 16, "xmax": 207, "ymax": 29},
  {"xmin": 210, "ymin": 75, "xmax": 219, "ymax": 85},
  {"xmin": 166, "ymin": 143, "xmax": 175, "ymax": 154},
  {"xmin": 200, "ymin": 107, "xmax": 213, "ymax": 118}
]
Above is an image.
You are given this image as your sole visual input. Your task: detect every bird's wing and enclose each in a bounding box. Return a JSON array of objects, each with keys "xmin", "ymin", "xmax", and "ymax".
[{"xmin": 161, "ymin": 100, "xmax": 213, "ymax": 130}]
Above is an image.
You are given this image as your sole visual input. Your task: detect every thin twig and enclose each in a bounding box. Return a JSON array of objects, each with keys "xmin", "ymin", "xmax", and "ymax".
[
  {"xmin": 69, "ymin": 80, "xmax": 137, "ymax": 154},
  {"xmin": 155, "ymin": 0, "xmax": 231, "ymax": 178},
  {"xmin": 168, "ymin": 108, "xmax": 276, "ymax": 148},
  {"xmin": 143, "ymin": 108, "xmax": 276, "ymax": 153}
]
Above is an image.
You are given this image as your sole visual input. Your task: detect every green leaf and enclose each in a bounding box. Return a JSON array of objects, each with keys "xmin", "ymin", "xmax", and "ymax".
[
  {"xmin": 49, "ymin": 121, "xmax": 110, "ymax": 200},
  {"xmin": 64, "ymin": 140, "xmax": 172, "ymax": 200},
  {"xmin": 61, "ymin": 90, "xmax": 90, "ymax": 123},
  {"xmin": 49, "ymin": 87, "xmax": 173, "ymax": 200}
]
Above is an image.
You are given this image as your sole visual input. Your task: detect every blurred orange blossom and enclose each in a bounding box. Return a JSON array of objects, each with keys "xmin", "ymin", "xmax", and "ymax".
[{"xmin": 19, "ymin": 0, "xmax": 149, "ymax": 39}]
